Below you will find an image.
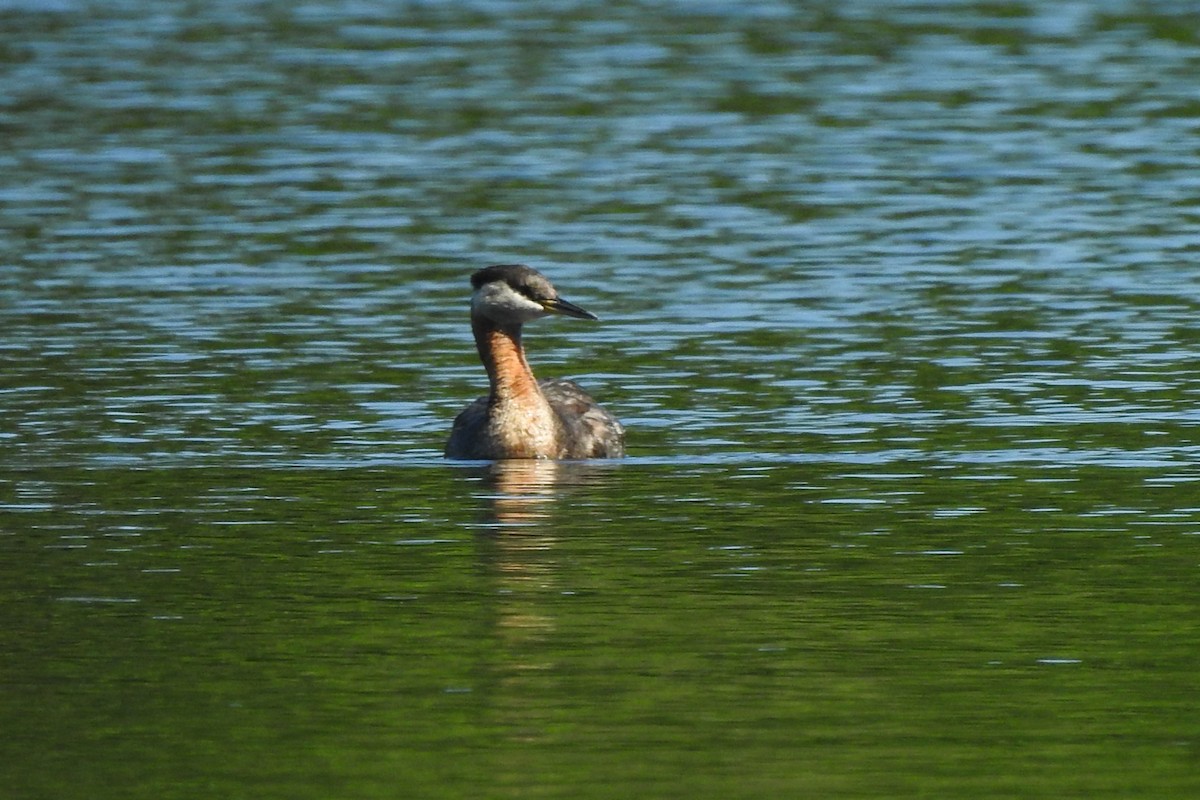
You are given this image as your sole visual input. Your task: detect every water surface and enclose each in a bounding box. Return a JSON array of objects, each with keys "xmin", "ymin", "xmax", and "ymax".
[{"xmin": 2, "ymin": 1, "xmax": 1200, "ymax": 797}]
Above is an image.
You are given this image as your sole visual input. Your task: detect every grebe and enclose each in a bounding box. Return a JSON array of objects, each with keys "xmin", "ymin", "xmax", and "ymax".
[{"xmin": 444, "ymin": 264, "xmax": 626, "ymax": 460}]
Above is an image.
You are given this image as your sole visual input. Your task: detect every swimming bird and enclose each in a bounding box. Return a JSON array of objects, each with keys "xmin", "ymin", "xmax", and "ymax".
[{"xmin": 444, "ymin": 264, "xmax": 625, "ymax": 460}]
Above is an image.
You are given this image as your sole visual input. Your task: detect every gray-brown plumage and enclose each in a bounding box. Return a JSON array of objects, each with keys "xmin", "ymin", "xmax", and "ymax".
[{"xmin": 445, "ymin": 265, "xmax": 625, "ymax": 460}]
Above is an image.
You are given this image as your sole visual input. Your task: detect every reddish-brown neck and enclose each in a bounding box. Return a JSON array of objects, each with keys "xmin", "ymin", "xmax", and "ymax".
[{"xmin": 472, "ymin": 316, "xmax": 543, "ymax": 406}]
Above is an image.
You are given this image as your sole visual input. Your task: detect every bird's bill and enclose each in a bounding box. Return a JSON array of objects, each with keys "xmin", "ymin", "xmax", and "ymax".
[{"xmin": 541, "ymin": 297, "xmax": 599, "ymax": 321}]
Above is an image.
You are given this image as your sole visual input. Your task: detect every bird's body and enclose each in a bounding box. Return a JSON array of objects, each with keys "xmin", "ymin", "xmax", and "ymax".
[{"xmin": 444, "ymin": 265, "xmax": 625, "ymax": 460}]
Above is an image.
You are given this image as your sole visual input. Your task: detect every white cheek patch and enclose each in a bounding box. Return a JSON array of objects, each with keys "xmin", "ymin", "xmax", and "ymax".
[{"xmin": 472, "ymin": 282, "xmax": 547, "ymax": 324}]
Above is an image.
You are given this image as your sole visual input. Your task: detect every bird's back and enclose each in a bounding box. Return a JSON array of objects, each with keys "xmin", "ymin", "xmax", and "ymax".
[{"xmin": 541, "ymin": 378, "xmax": 626, "ymax": 459}]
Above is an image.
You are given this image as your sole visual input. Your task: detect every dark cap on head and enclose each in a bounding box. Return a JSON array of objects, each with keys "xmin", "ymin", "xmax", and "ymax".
[{"xmin": 471, "ymin": 264, "xmax": 543, "ymax": 290}]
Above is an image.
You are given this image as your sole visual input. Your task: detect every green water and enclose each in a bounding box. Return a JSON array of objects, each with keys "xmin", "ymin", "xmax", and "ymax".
[
  {"xmin": 4, "ymin": 460, "xmax": 1197, "ymax": 798},
  {"xmin": 3, "ymin": 0, "xmax": 1200, "ymax": 797}
]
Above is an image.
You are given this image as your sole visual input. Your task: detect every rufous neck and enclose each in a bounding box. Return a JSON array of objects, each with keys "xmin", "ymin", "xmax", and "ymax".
[{"xmin": 471, "ymin": 315, "xmax": 542, "ymax": 404}]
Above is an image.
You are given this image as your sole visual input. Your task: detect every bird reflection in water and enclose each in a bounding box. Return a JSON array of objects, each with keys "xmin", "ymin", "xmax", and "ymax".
[
  {"xmin": 482, "ymin": 459, "xmax": 564, "ymax": 529},
  {"xmin": 465, "ymin": 459, "xmax": 615, "ymax": 744},
  {"xmin": 482, "ymin": 460, "xmax": 563, "ymax": 649}
]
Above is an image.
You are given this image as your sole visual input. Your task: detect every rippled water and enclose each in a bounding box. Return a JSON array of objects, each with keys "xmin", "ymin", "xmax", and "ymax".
[{"xmin": 3, "ymin": 2, "xmax": 1200, "ymax": 797}]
